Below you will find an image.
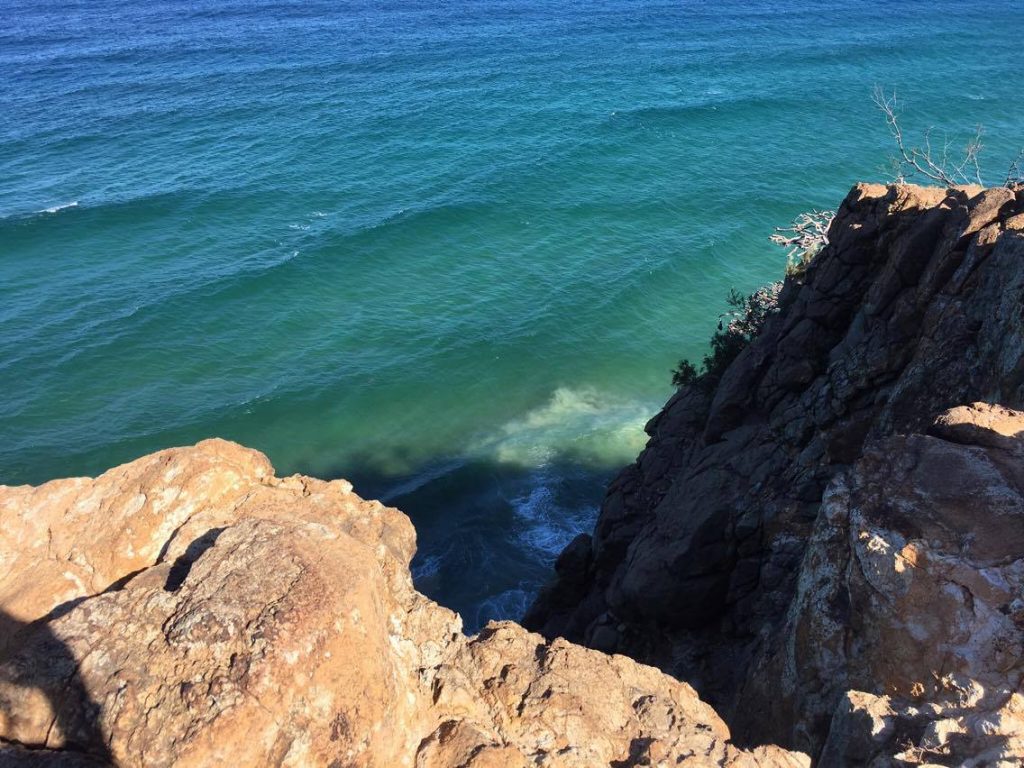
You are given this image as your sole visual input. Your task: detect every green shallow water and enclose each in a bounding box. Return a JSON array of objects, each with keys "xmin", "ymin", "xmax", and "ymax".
[{"xmin": 2, "ymin": 0, "xmax": 1023, "ymax": 629}]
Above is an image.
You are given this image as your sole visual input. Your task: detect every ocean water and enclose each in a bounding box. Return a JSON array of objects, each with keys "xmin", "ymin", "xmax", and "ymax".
[{"xmin": 2, "ymin": 0, "xmax": 1022, "ymax": 631}]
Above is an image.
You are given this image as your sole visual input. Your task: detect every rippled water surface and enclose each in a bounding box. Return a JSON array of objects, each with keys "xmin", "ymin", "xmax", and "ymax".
[{"xmin": 3, "ymin": 0, "xmax": 1022, "ymax": 629}]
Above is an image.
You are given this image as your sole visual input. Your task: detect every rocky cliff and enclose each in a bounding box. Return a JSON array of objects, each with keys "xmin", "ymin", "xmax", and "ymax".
[
  {"xmin": 0, "ymin": 439, "xmax": 806, "ymax": 767},
  {"xmin": 525, "ymin": 183, "xmax": 1024, "ymax": 764},
  {"xmin": 2, "ymin": 183, "xmax": 1022, "ymax": 767}
]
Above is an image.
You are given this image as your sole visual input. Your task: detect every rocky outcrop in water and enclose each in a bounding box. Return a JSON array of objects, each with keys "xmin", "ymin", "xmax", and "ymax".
[
  {"xmin": 526, "ymin": 184, "xmax": 1024, "ymax": 764},
  {"xmin": 0, "ymin": 440, "xmax": 807, "ymax": 767}
]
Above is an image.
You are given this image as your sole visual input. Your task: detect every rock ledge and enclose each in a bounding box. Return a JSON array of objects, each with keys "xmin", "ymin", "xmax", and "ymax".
[{"xmin": 0, "ymin": 439, "xmax": 806, "ymax": 767}]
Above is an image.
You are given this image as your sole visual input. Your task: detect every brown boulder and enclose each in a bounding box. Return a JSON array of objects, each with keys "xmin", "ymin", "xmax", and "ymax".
[{"xmin": 0, "ymin": 440, "xmax": 808, "ymax": 768}]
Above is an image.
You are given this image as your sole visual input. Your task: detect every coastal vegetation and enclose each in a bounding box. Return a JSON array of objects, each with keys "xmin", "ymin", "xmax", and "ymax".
[
  {"xmin": 873, "ymin": 85, "xmax": 1024, "ymax": 187},
  {"xmin": 671, "ymin": 282, "xmax": 783, "ymax": 389},
  {"xmin": 771, "ymin": 209, "xmax": 835, "ymax": 278},
  {"xmin": 670, "ymin": 207, "xmax": 828, "ymax": 390},
  {"xmin": 672, "ymin": 91, "xmax": 1024, "ymax": 392},
  {"xmin": 532, "ymin": 183, "xmax": 1024, "ymax": 765}
]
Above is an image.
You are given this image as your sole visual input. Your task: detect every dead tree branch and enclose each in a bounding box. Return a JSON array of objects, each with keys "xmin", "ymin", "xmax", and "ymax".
[
  {"xmin": 1006, "ymin": 149, "xmax": 1024, "ymax": 187},
  {"xmin": 872, "ymin": 86, "xmax": 985, "ymax": 186},
  {"xmin": 770, "ymin": 209, "xmax": 835, "ymax": 276}
]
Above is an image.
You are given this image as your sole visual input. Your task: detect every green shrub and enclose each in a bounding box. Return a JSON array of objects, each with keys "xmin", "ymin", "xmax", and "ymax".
[
  {"xmin": 671, "ymin": 282, "xmax": 782, "ymax": 390},
  {"xmin": 671, "ymin": 359, "xmax": 699, "ymax": 387}
]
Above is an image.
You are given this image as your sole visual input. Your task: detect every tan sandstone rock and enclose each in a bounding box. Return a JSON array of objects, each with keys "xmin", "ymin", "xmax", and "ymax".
[
  {"xmin": 740, "ymin": 403, "xmax": 1024, "ymax": 765},
  {"xmin": 0, "ymin": 440, "xmax": 809, "ymax": 768}
]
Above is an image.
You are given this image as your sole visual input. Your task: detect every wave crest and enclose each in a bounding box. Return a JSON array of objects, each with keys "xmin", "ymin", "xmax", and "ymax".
[{"xmin": 40, "ymin": 201, "xmax": 79, "ymax": 214}]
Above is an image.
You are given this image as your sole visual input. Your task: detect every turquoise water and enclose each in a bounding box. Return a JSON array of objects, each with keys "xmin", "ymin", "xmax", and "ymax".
[{"xmin": 3, "ymin": 0, "xmax": 1023, "ymax": 629}]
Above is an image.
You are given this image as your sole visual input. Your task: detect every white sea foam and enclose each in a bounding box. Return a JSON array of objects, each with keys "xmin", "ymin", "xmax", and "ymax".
[
  {"xmin": 411, "ymin": 553, "xmax": 444, "ymax": 581},
  {"xmin": 512, "ymin": 481, "xmax": 557, "ymax": 523},
  {"xmin": 510, "ymin": 473, "xmax": 597, "ymax": 560},
  {"xmin": 474, "ymin": 588, "xmax": 531, "ymax": 629},
  {"xmin": 39, "ymin": 201, "xmax": 79, "ymax": 214},
  {"xmin": 471, "ymin": 386, "xmax": 651, "ymax": 469}
]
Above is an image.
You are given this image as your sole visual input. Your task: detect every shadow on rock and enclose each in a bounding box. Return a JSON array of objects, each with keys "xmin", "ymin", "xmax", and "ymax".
[
  {"xmin": 0, "ymin": 609, "xmax": 115, "ymax": 766},
  {"xmin": 298, "ymin": 450, "xmax": 624, "ymax": 635}
]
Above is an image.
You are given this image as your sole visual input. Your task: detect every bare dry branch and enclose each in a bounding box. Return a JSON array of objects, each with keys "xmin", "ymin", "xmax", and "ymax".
[
  {"xmin": 872, "ymin": 86, "xmax": 987, "ymax": 187},
  {"xmin": 1006, "ymin": 149, "xmax": 1024, "ymax": 187},
  {"xmin": 770, "ymin": 209, "xmax": 835, "ymax": 277}
]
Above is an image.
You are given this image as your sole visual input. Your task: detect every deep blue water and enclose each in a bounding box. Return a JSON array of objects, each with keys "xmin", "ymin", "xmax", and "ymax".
[{"xmin": 2, "ymin": 0, "xmax": 1022, "ymax": 630}]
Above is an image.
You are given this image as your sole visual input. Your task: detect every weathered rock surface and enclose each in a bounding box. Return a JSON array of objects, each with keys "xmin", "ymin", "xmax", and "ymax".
[
  {"xmin": 526, "ymin": 184, "xmax": 1024, "ymax": 763},
  {"xmin": 0, "ymin": 440, "xmax": 808, "ymax": 767},
  {"xmin": 738, "ymin": 403, "xmax": 1024, "ymax": 765}
]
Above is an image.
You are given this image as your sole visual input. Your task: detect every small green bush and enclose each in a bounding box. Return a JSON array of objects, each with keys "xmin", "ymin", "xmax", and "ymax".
[
  {"xmin": 672, "ymin": 282, "xmax": 782, "ymax": 390},
  {"xmin": 671, "ymin": 359, "xmax": 699, "ymax": 387}
]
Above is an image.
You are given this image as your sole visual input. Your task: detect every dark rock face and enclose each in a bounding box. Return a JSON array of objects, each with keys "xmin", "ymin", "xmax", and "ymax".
[{"xmin": 524, "ymin": 183, "xmax": 1024, "ymax": 757}]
